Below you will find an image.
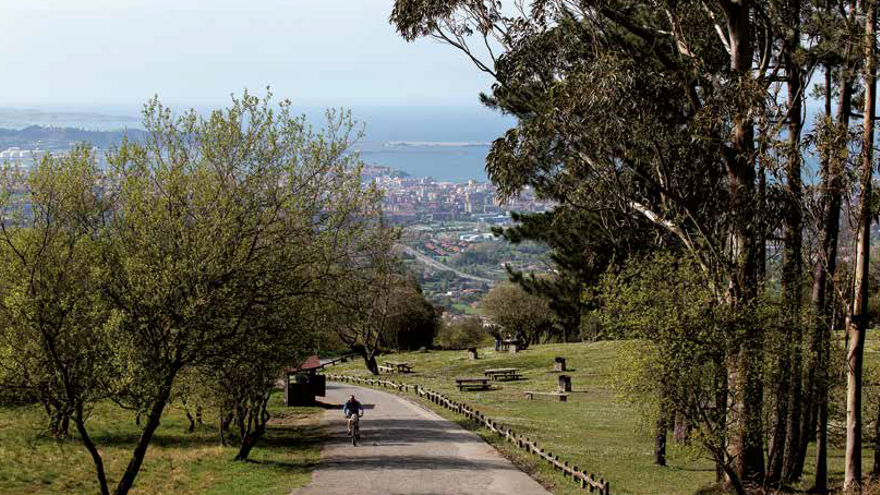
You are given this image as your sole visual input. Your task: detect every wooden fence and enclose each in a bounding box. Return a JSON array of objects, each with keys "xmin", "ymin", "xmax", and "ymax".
[{"xmin": 325, "ymin": 373, "xmax": 611, "ymax": 495}]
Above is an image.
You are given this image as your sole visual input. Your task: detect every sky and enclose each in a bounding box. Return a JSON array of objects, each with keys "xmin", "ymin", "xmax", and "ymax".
[{"xmin": 0, "ymin": 0, "xmax": 498, "ymax": 109}]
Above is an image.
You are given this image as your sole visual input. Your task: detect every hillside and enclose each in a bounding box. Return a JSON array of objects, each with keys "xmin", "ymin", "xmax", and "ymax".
[
  {"xmin": 330, "ymin": 341, "xmax": 871, "ymax": 495},
  {"xmin": 0, "ymin": 125, "xmax": 145, "ymax": 150}
]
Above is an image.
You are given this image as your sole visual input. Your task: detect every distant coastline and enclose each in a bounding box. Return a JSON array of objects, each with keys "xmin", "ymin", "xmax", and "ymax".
[
  {"xmin": 0, "ymin": 103, "xmax": 496, "ymax": 182},
  {"xmin": 383, "ymin": 141, "xmax": 491, "ymax": 148}
]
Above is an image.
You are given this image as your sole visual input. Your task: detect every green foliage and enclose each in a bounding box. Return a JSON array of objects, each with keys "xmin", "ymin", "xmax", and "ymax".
[
  {"xmin": 380, "ymin": 280, "xmax": 441, "ymax": 352},
  {"xmin": 494, "ymin": 208, "xmax": 654, "ymax": 342},
  {"xmin": 595, "ymin": 252, "xmax": 785, "ymax": 474},
  {"xmin": 435, "ymin": 317, "xmax": 489, "ymax": 350},
  {"xmin": 481, "ymin": 282, "xmax": 554, "ymax": 344},
  {"xmin": 0, "ymin": 91, "xmax": 384, "ymax": 494}
]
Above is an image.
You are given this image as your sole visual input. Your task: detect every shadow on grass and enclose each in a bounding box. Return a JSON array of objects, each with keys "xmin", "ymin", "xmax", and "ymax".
[
  {"xmin": 83, "ymin": 430, "xmax": 224, "ymax": 448},
  {"xmin": 245, "ymin": 422, "xmax": 325, "ymax": 473}
]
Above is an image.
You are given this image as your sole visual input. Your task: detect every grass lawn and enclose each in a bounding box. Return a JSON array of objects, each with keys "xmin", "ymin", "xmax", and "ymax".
[
  {"xmin": 0, "ymin": 391, "xmax": 323, "ymax": 495},
  {"xmin": 331, "ymin": 340, "xmax": 874, "ymax": 495}
]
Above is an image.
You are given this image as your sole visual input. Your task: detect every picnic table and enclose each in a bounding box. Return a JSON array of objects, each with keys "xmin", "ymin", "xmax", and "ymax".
[
  {"xmin": 383, "ymin": 361, "xmax": 413, "ymax": 373},
  {"xmin": 499, "ymin": 339, "xmax": 519, "ymax": 351},
  {"xmin": 455, "ymin": 377, "xmax": 490, "ymax": 391},
  {"xmin": 524, "ymin": 390, "xmax": 569, "ymax": 402},
  {"xmin": 483, "ymin": 368, "xmax": 522, "ymax": 381}
]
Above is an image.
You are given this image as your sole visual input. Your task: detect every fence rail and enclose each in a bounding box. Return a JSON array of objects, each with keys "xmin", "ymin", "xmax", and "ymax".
[{"xmin": 325, "ymin": 373, "xmax": 611, "ymax": 495}]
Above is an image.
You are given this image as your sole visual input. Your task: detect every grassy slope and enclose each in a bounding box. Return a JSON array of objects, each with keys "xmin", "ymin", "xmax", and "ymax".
[
  {"xmin": 0, "ymin": 392, "xmax": 322, "ymax": 495},
  {"xmin": 332, "ymin": 340, "xmax": 872, "ymax": 495}
]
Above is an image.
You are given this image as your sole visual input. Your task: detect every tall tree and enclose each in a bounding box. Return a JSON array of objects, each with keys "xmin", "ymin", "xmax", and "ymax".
[
  {"xmin": 390, "ymin": 0, "xmax": 805, "ymax": 483},
  {"xmin": 844, "ymin": 0, "xmax": 877, "ymax": 488}
]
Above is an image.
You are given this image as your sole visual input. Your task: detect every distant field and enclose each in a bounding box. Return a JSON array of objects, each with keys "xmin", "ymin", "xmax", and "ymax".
[
  {"xmin": 331, "ymin": 340, "xmax": 875, "ymax": 495},
  {"xmin": 0, "ymin": 392, "xmax": 323, "ymax": 495}
]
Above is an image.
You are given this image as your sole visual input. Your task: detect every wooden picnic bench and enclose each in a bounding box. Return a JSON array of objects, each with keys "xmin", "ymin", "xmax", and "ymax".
[
  {"xmin": 456, "ymin": 377, "xmax": 490, "ymax": 391},
  {"xmin": 483, "ymin": 368, "xmax": 523, "ymax": 381},
  {"xmin": 383, "ymin": 361, "xmax": 413, "ymax": 373},
  {"xmin": 377, "ymin": 365, "xmax": 395, "ymax": 373},
  {"xmin": 524, "ymin": 390, "xmax": 568, "ymax": 402},
  {"xmin": 499, "ymin": 339, "xmax": 519, "ymax": 351}
]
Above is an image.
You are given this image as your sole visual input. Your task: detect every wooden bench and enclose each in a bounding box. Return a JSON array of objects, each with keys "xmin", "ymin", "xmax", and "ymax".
[
  {"xmin": 456, "ymin": 378, "xmax": 490, "ymax": 391},
  {"xmin": 524, "ymin": 390, "xmax": 568, "ymax": 402},
  {"xmin": 377, "ymin": 365, "xmax": 394, "ymax": 373},
  {"xmin": 484, "ymin": 368, "xmax": 522, "ymax": 381},
  {"xmin": 384, "ymin": 361, "xmax": 413, "ymax": 373}
]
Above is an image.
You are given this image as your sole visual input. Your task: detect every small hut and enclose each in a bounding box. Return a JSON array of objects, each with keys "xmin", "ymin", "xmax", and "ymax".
[{"xmin": 284, "ymin": 355, "xmax": 326, "ymax": 407}]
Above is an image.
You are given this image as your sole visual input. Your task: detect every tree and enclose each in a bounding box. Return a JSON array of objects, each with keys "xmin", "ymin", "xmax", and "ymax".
[
  {"xmin": 844, "ymin": 0, "xmax": 877, "ymax": 488},
  {"xmin": 390, "ymin": 1, "xmax": 785, "ymax": 481},
  {"xmin": 435, "ymin": 317, "xmax": 486, "ymax": 349},
  {"xmin": 493, "ymin": 208, "xmax": 653, "ymax": 342},
  {"xmin": 481, "ymin": 282, "xmax": 553, "ymax": 344},
  {"xmin": 380, "ymin": 278, "xmax": 441, "ymax": 352},
  {"xmin": 0, "ymin": 92, "xmax": 381, "ymax": 495},
  {"xmin": 329, "ymin": 230, "xmax": 420, "ymax": 374},
  {"xmin": 0, "ymin": 145, "xmax": 121, "ymax": 479},
  {"xmin": 597, "ymin": 252, "xmax": 780, "ymax": 494}
]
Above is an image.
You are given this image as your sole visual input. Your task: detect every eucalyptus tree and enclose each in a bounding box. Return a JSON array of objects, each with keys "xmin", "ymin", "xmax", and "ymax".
[
  {"xmin": 843, "ymin": 0, "xmax": 877, "ymax": 487},
  {"xmin": 799, "ymin": 1, "xmax": 862, "ymax": 489},
  {"xmin": 390, "ymin": 0, "xmax": 813, "ymax": 483}
]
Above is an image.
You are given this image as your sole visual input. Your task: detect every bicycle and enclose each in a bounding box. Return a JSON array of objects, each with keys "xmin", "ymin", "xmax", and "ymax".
[{"xmin": 350, "ymin": 413, "xmax": 362, "ymax": 446}]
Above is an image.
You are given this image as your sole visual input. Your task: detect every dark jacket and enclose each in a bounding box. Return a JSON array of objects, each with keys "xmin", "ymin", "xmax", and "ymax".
[{"xmin": 343, "ymin": 399, "xmax": 363, "ymax": 416}]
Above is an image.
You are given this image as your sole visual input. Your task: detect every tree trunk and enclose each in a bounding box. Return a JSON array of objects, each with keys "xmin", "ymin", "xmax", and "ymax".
[
  {"xmin": 808, "ymin": 65, "xmax": 850, "ymax": 495},
  {"xmin": 873, "ymin": 398, "xmax": 880, "ymax": 476},
  {"xmin": 234, "ymin": 426, "xmax": 266, "ymax": 461},
  {"xmin": 364, "ymin": 352, "xmax": 380, "ymax": 376},
  {"xmin": 674, "ymin": 410, "xmax": 691, "ymax": 444},
  {"xmin": 725, "ymin": 0, "xmax": 765, "ymax": 482},
  {"xmin": 844, "ymin": 2, "xmax": 876, "ymax": 488},
  {"xmin": 654, "ymin": 413, "xmax": 667, "ymax": 466},
  {"xmin": 185, "ymin": 409, "xmax": 195, "ymax": 434},
  {"xmin": 234, "ymin": 396, "xmax": 270, "ymax": 461},
  {"xmin": 219, "ymin": 411, "xmax": 234, "ymax": 447},
  {"xmin": 767, "ymin": 351, "xmax": 790, "ymax": 484},
  {"xmin": 813, "ymin": 381, "xmax": 829, "ymax": 492},
  {"xmin": 74, "ymin": 403, "xmax": 110, "ymax": 495},
  {"xmin": 715, "ymin": 358, "xmax": 729, "ymax": 484},
  {"xmin": 112, "ymin": 377, "xmax": 175, "ymax": 495},
  {"xmin": 781, "ymin": 8, "xmax": 805, "ymax": 478}
]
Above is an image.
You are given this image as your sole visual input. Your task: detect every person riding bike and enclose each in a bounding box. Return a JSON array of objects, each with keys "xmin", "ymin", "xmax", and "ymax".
[{"xmin": 343, "ymin": 394, "xmax": 364, "ymax": 436}]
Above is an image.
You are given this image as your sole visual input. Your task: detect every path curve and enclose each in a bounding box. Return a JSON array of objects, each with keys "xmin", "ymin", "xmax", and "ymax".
[
  {"xmin": 289, "ymin": 382, "xmax": 552, "ymax": 495},
  {"xmin": 396, "ymin": 244, "xmax": 496, "ymax": 284}
]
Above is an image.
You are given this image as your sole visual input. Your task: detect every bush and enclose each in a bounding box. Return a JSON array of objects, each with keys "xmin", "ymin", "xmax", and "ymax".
[{"xmin": 435, "ymin": 317, "xmax": 489, "ymax": 350}]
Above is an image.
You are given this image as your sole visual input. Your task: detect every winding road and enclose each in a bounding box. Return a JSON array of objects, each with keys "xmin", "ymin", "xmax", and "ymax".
[
  {"xmin": 289, "ymin": 382, "xmax": 552, "ymax": 495},
  {"xmin": 396, "ymin": 244, "xmax": 496, "ymax": 284}
]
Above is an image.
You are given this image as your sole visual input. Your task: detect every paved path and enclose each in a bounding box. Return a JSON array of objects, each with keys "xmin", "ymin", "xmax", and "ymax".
[{"xmin": 290, "ymin": 382, "xmax": 552, "ymax": 495}]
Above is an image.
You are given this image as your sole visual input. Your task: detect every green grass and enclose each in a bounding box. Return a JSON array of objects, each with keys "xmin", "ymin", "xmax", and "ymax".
[
  {"xmin": 0, "ymin": 392, "xmax": 324, "ymax": 495},
  {"xmin": 332, "ymin": 340, "xmax": 874, "ymax": 495}
]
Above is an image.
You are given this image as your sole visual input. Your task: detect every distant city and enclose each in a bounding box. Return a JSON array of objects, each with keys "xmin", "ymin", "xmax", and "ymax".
[{"xmin": 0, "ymin": 122, "xmax": 552, "ymax": 317}]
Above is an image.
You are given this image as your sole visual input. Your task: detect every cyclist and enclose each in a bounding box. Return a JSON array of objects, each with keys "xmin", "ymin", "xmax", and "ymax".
[{"xmin": 343, "ymin": 394, "xmax": 364, "ymax": 436}]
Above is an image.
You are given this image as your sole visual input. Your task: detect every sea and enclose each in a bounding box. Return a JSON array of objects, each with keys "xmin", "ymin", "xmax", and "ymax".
[{"xmin": 0, "ymin": 104, "xmax": 515, "ymax": 183}]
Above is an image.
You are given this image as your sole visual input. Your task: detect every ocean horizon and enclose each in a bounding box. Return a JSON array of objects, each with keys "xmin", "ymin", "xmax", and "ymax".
[{"xmin": 0, "ymin": 104, "xmax": 511, "ymax": 183}]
